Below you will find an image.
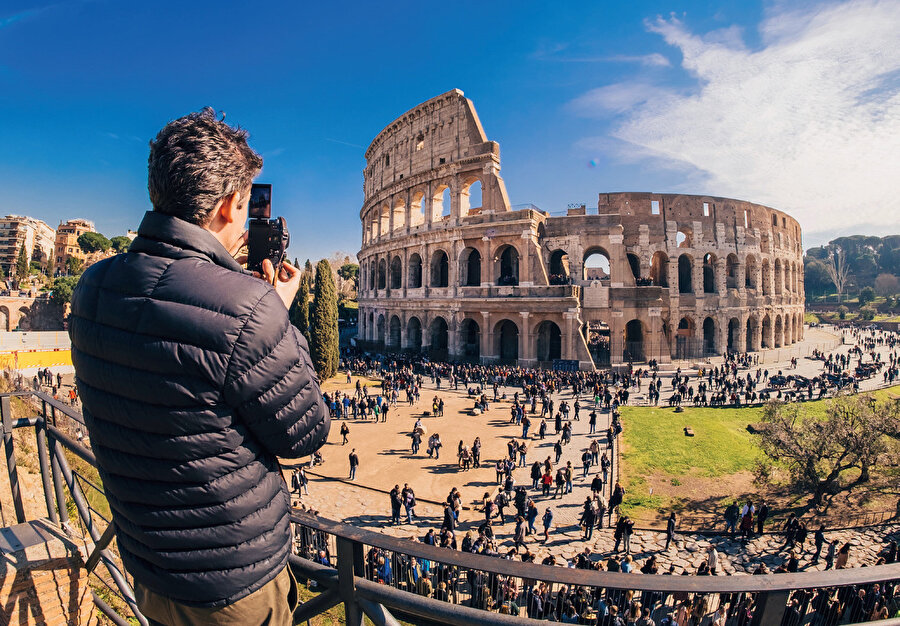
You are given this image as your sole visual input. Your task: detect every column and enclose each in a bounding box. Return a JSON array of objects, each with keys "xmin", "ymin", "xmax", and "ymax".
[
  {"xmin": 737, "ymin": 314, "xmax": 748, "ymax": 352},
  {"xmin": 519, "ymin": 312, "xmax": 531, "ymax": 363},
  {"xmin": 716, "ymin": 258, "xmax": 727, "ymax": 295},
  {"xmin": 481, "ymin": 311, "xmax": 493, "ymax": 361},
  {"xmin": 563, "ymin": 312, "xmax": 575, "ymax": 361},
  {"xmin": 692, "ymin": 257, "xmax": 703, "ymax": 295},
  {"xmin": 424, "ymin": 183, "xmax": 434, "ymax": 229}
]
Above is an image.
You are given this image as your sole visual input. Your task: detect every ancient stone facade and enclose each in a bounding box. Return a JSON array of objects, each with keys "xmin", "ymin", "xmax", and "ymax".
[{"xmin": 357, "ymin": 90, "xmax": 804, "ymax": 368}]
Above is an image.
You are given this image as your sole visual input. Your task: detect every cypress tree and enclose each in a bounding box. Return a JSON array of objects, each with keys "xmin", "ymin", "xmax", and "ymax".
[
  {"xmin": 309, "ymin": 259, "xmax": 339, "ymax": 381},
  {"xmin": 289, "ymin": 276, "xmax": 310, "ymax": 339},
  {"xmin": 16, "ymin": 245, "xmax": 28, "ymax": 280}
]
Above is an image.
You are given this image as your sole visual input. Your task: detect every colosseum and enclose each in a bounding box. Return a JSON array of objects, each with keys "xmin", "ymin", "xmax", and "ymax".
[{"xmin": 357, "ymin": 89, "xmax": 804, "ymax": 369}]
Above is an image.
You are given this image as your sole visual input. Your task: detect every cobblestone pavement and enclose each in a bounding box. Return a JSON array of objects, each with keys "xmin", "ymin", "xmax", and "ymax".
[{"xmin": 291, "ymin": 325, "xmax": 900, "ymax": 574}]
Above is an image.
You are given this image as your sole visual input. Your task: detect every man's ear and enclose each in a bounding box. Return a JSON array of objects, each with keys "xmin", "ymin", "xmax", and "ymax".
[{"xmin": 216, "ymin": 191, "xmax": 242, "ymax": 224}]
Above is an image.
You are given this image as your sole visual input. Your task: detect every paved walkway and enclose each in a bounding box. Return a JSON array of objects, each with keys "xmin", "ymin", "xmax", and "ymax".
[{"xmin": 292, "ymin": 325, "xmax": 900, "ymax": 574}]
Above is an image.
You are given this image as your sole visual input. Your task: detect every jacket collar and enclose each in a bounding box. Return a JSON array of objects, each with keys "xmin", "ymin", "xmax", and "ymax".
[{"xmin": 131, "ymin": 211, "xmax": 244, "ymax": 272}]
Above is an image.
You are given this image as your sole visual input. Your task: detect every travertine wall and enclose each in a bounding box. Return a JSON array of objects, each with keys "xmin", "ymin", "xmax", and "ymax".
[{"xmin": 358, "ymin": 92, "xmax": 804, "ymax": 369}]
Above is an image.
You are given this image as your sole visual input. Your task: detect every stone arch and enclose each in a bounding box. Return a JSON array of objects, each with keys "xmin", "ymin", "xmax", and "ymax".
[
  {"xmin": 430, "ymin": 249, "xmax": 449, "ymax": 287},
  {"xmin": 408, "ymin": 253, "xmax": 423, "ymax": 288},
  {"xmin": 726, "ymin": 253, "xmax": 739, "ymax": 290},
  {"xmin": 459, "ymin": 318, "xmax": 480, "ymax": 360},
  {"xmin": 391, "ymin": 197, "xmax": 406, "ymax": 231},
  {"xmin": 774, "ymin": 259, "xmax": 783, "ymax": 295},
  {"xmin": 409, "ymin": 190, "xmax": 426, "ymax": 227},
  {"xmin": 761, "ymin": 314, "xmax": 772, "ymax": 349},
  {"xmin": 583, "ymin": 247, "xmax": 611, "ymax": 282},
  {"xmin": 0, "ymin": 306, "xmax": 8, "ymax": 332},
  {"xmin": 650, "ymin": 251, "xmax": 668, "ymax": 287},
  {"xmin": 549, "ymin": 249, "xmax": 570, "ymax": 284},
  {"xmin": 379, "ymin": 203, "xmax": 390, "ymax": 236},
  {"xmin": 390, "ymin": 255, "xmax": 402, "ymax": 290},
  {"xmin": 675, "ymin": 316, "xmax": 696, "ymax": 359},
  {"xmin": 433, "ymin": 184, "xmax": 451, "ymax": 221},
  {"xmin": 377, "ymin": 258, "xmax": 387, "ymax": 290},
  {"xmin": 369, "ymin": 262, "xmax": 376, "ymax": 292},
  {"xmin": 367, "ymin": 311, "xmax": 374, "ymax": 341},
  {"xmin": 388, "ymin": 315, "xmax": 401, "ymax": 349},
  {"xmin": 626, "ymin": 252, "xmax": 641, "ymax": 282},
  {"xmin": 624, "ymin": 319, "xmax": 645, "ymax": 362},
  {"xmin": 702, "ymin": 253, "xmax": 717, "ymax": 294},
  {"xmin": 774, "ymin": 314, "xmax": 783, "ymax": 348},
  {"xmin": 494, "ymin": 318, "xmax": 519, "ymax": 361},
  {"xmin": 746, "ymin": 315, "xmax": 758, "ymax": 352},
  {"xmin": 460, "ymin": 177, "xmax": 482, "ymax": 217},
  {"xmin": 535, "ymin": 320, "xmax": 562, "ymax": 362},
  {"xmin": 745, "ymin": 254, "xmax": 758, "ymax": 290},
  {"xmin": 406, "ymin": 316, "xmax": 423, "ymax": 351},
  {"xmin": 675, "ymin": 227, "xmax": 692, "ymax": 248},
  {"xmin": 494, "ymin": 244, "xmax": 519, "ymax": 285},
  {"xmin": 702, "ymin": 316, "xmax": 716, "ymax": 355},
  {"xmin": 678, "ymin": 254, "xmax": 693, "ymax": 294},
  {"xmin": 376, "ymin": 313, "xmax": 386, "ymax": 346},
  {"xmin": 429, "ymin": 316, "xmax": 449, "ymax": 358},
  {"xmin": 459, "ymin": 247, "xmax": 482, "ymax": 286},
  {"xmin": 727, "ymin": 317, "xmax": 741, "ymax": 353}
]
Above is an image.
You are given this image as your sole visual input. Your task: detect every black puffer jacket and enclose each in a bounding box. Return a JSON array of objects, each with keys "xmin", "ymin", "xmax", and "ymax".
[{"xmin": 69, "ymin": 211, "xmax": 330, "ymax": 606}]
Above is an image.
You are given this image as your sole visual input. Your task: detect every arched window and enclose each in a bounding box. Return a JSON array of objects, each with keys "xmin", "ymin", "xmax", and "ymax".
[
  {"xmin": 408, "ymin": 253, "xmax": 422, "ymax": 288},
  {"xmin": 726, "ymin": 254, "xmax": 739, "ymax": 290},
  {"xmin": 678, "ymin": 254, "xmax": 693, "ymax": 294},
  {"xmin": 583, "ymin": 248, "xmax": 611, "ymax": 282},
  {"xmin": 650, "ymin": 251, "xmax": 668, "ymax": 287},
  {"xmin": 626, "ymin": 253, "xmax": 641, "ymax": 282},
  {"xmin": 459, "ymin": 247, "xmax": 482, "ymax": 286},
  {"xmin": 624, "ymin": 319, "xmax": 645, "ymax": 362},
  {"xmin": 409, "ymin": 191, "xmax": 425, "ymax": 227},
  {"xmin": 549, "ymin": 249, "xmax": 570, "ymax": 285},
  {"xmin": 433, "ymin": 186, "xmax": 451, "ymax": 221},
  {"xmin": 535, "ymin": 321, "xmax": 562, "ymax": 361},
  {"xmin": 388, "ymin": 315, "xmax": 401, "ymax": 349},
  {"xmin": 406, "ymin": 317, "xmax": 423, "ymax": 351},
  {"xmin": 460, "ymin": 179, "xmax": 482, "ymax": 217},
  {"xmin": 390, "ymin": 256, "xmax": 402, "ymax": 290},
  {"xmin": 392, "ymin": 199, "xmax": 406, "ymax": 231},
  {"xmin": 460, "ymin": 318, "xmax": 480, "ymax": 359},
  {"xmin": 430, "ymin": 317, "xmax": 449, "ymax": 358},
  {"xmin": 702, "ymin": 317, "xmax": 716, "ymax": 355},
  {"xmin": 703, "ymin": 253, "xmax": 717, "ymax": 294},
  {"xmin": 495, "ymin": 245, "xmax": 519, "ymax": 286},
  {"xmin": 377, "ymin": 258, "xmax": 386, "ymax": 290},
  {"xmin": 430, "ymin": 250, "xmax": 449, "ymax": 287},
  {"xmin": 745, "ymin": 255, "xmax": 757, "ymax": 290},
  {"xmin": 494, "ymin": 319, "xmax": 519, "ymax": 361},
  {"xmin": 676, "ymin": 229, "xmax": 692, "ymax": 248}
]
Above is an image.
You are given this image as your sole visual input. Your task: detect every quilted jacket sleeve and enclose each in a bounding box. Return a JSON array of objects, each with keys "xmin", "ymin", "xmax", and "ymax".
[{"xmin": 223, "ymin": 287, "xmax": 330, "ymax": 459}]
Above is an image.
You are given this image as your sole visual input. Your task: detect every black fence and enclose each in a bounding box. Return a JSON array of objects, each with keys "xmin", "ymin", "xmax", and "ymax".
[{"xmin": 3, "ymin": 390, "xmax": 899, "ymax": 626}]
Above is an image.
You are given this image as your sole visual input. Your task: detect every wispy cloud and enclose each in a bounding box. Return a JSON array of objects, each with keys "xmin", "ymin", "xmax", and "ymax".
[
  {"xmin": 533, "ymin": 42, "xmax": 670, "ymax": 67},
  {"xmin": 0, "ymin": 3, "xmax": 65, "ymax": 29},
  {"xmin": 571, "ymin": 0, "xmax": 900, "ymax": 238},
  {"xmin": 325, "ymin": 138, "xmax": 364, "ymax": 149}
]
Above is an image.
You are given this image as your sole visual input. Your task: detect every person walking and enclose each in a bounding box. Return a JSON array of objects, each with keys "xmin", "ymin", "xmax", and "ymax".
[
  {"xmin": 665, "ymin": 512, "xmax": 676, "ymax": 551},
  {"xmin": 348, "ymin": 449, "xmax": 359, "ymax": 480},
  {"xmin": 389, "ymin": 485, "xmax": 402, "ymax": 525},
  {"xmin": 542, "ymin": 507, "xmax": 554, "ymax": 543},
  {"xmin": 340, "ymin": 422, "xmax": 350, "ymax": 445},
  {"xmin": 811, "ymin": 525, "xmax": 826, "ymax": 564},
  {"xmin": 402, "ymin": 484, "xmax": 417, "ymax": 524}
]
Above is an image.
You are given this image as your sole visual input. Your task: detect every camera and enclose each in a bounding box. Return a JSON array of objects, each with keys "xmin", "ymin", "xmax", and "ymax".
[{"xmin": 247, "ymin": 183, "xmax": 290, "ymax": 275}]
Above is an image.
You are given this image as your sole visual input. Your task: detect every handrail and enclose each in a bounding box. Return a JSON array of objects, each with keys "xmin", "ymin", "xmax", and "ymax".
[{"xmin": 290, "ymin": 510, "xmax": 900, "ymax": 594}]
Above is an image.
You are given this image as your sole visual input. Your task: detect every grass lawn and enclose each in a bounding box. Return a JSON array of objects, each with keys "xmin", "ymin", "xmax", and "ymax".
[{"xmin": 617, "ymin": 385, "xmax": 900, "ymax": 521}]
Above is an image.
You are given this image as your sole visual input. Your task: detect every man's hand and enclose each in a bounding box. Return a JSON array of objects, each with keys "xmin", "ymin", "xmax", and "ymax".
[{"xmin": 261, "ymin": 259, "xmax": 301, "ymax": 310}]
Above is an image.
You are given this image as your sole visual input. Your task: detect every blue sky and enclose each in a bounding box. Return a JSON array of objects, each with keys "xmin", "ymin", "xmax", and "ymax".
[{"xmin": 1, "ymin": 0, "xmax": 898, "ymax": 262}]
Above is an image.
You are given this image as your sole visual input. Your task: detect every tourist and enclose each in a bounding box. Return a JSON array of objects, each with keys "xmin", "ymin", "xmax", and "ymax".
[
  {"xmin": 348, "ymin": 449, "xmax": 359, "ymax": 480},
  {"xmin": 389, "ymin": 485, "xmax": 402, "ymax": 525},
  {"xmin": 542, "ymin": 507, "xmax": 554, "ymax": 543},
  {"xmin": 665, "ymin": 512, "xmax": 676, "ymax": 551},
  {"xmin": 340, "ymin": 422, "xmax": 350, "ymax": 445}
]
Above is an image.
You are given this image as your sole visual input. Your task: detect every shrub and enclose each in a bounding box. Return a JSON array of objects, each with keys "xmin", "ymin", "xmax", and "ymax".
[{"xmin": 838, "ymin": 305, "xmax": 849, "ymax": 320}]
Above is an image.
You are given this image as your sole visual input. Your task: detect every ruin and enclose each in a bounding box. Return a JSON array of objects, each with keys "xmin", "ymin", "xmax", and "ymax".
[{"xmin": 357, "ymin": 89, "xmax": 804, "ymax": 368}]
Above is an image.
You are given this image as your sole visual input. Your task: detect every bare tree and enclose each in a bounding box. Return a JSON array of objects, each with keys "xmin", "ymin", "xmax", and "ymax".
[
  {"xmin": 756, "ymin": 395, "xmax": 899, "ymax": 505},
  {"xmin": 825, "ymin": 246, "xmax": 850, "ymax": 302}
]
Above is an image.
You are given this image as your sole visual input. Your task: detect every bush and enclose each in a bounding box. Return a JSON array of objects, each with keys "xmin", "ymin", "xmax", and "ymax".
[
  {"xmin": 859, "ymin": 307, "xmax": 876, "ymax": 321},
  {"xmin": 858, "ymin": 286, "xmax": 876, "ymax": 306},
  {"xmin": 838, "ymin": 305, "xmax": 849, "ymax": 320},
  {"xmin": 876, "ymin": 297, "xmax": 895, "ymax": 314}
]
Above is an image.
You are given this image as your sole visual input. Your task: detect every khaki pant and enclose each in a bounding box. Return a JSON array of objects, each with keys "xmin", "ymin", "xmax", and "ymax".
[{"xmin": 135, "ymin": 566, "xmax": 299, "ymax": 626}]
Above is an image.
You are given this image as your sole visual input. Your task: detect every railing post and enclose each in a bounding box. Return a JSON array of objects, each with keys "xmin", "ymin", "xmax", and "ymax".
[
  {"xmin": 336, "ymin": 536, "xmax": 365, "ymax": 626},
  {"xmin": 35, "ymin": 401, "xmax": 58, "ymax": 524},
  {"xmin": 755, "ymin": 590, "xmax": 790, "ymax": 626},
  {"xmin": 48, "ymin": 432, "xmax": 71, "ymax": 526},
  {"xmin": 1, "ymin": 395, "xmax": 26, "ymax": 523}
]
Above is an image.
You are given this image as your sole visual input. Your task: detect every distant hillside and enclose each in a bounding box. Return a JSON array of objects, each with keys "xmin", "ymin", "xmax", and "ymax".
[{"xmin": 804, "ymin": 235, "xmax": 900, "ymax": 299}]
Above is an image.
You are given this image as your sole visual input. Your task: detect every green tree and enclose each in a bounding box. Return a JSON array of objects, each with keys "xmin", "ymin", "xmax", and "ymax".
[
  {"xmin": 16, "ymin": 245, "xmax": 28, "ymax": 280},
  {"xmin": 50, "ymin": 276, "xmax": 80, "ymax": 308},
  {"xmin": 110, "ymin": 236, "xmax": 132, "ymax": 253},
  {"xmin": 308, "ymin": 259, "xmax": 339, "ymax": 381},
  {"xmin": 46, "ymin": 254, "xmax": 55, "ymax": 277},
  {"xmin": 66, "ymin": 257, "xmax": 84, "ymax": 275},
  {"xmin": 304, "ymin": 259, "xmax": 313, "ymax": 277},
  {"xmin": 77, "ymin": 232, "xmax": 112, "ymax": 253},
  {"xmin": 289, "ymin": 277, "xmax": 310, "ymax": 339},
  {"xmin": 858, "ymin": 286, "xmax": 876, "ymax": 305}
]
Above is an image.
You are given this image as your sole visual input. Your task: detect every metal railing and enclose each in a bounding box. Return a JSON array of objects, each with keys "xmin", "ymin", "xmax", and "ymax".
[{"xmin": 2, "ymin": 389, "xmax": 899, "ymax": 626}]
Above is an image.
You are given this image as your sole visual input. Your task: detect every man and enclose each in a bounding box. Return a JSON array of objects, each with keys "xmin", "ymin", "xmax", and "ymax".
[
  {"xmin": 665, "ymin": 512, "xmax": 676, "ymax": 550},
  {"xmin": 390, "ymin": 485, "xmax": 403, "ymax": 525},
  {"xmin": 349, "ymin": 449, "xmax": 359, "ymax": 480},
  {"xmin": 68, "ymin": 108, "xmax": 330, "ymax": 625}
]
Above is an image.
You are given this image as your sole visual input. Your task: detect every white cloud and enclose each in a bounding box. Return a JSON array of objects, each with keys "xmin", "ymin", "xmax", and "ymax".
[{"xmin": 574, "ymin": 0, "xmax": 900, "ymax": 239}]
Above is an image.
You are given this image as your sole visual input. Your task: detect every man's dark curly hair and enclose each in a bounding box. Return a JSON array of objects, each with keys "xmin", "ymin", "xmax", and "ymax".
[{"xmin": 148, "ymin": 107, "xmax": 263, "ymax": 225}]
